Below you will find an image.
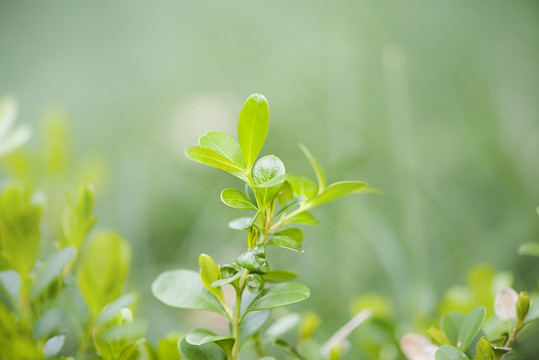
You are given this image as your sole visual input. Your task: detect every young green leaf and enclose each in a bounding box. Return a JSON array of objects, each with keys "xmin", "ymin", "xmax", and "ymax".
[
  {"xmin": 245, "ymin": 282, "xmax": 310, "ymax": 313},
  {"xmin": 178, "ymin": 335, "xmax": 227, "ymax": 360},
  {"xmin": 267, "ymin": 235, "xmax": 303, "ymax": 253},
  {"xmin": 457, "ymin": 306, "xmax": 485, "ymax": 351},
  {"xmin": 275, "ymin": 196, "xmax": 307, "ymax": 217},
  {"xmin": 277, "ymin": 181, "xmax": 294, "ymax": 206},
  {"xmin": 199, "ymin": 131, "xmax": 245, "ymax": 169},
  {"xmin": 211, "ymin": 269, "xmax": 246, "ymax": 288},
  {"xmin": 185, "ymin": 147, "xmax": 244, "ymax": 172},
  {"xmin": 237, "ymin": 246, "xmax": 266, "ymax": 271},
  {"xmin": 518, "ymin": 242, "xmax": 539, "ymax": 257},
  {"xmin": 307, "ymin": 181, "xmax": 367, "ymax": 209},
  {"xmin": 441, "ymin": 312, "xmax": 466, "ymax": 346},
  {"xmin": 220, "ymin": 189, "xmax": 258, "ymax": 210},
  {"xmin": 435, "ymin": 345, "xmax": 470, "ymax": 360},
  {"xmin": 238, "ymin": 94, "xmax": 269, "ymax": 170},
  {"xmin": 284, "ymin": 211, "xmax": 318, "ymax": 226},
  {"xmin": 152, "ymin": 270, "xmax": 227, "ymax": 317},
  {"xmin": 263, "ymin": 270, "xmax": 298, "ymax": 283},
  {"xmin": 298, "ymin": 143, "xmax": 326, "ymax": 192},
  {"xmin": 287, "ymin": 174, "xmax": 318, "ymax": 200},
  {"xmin": 30, "ymin": 246, "xmax": 76, "ymax": 301},
  {"xmin": 199, "ymin": 254, "xmax": 224, "ymax": 301},
  {"xmin": 96, "ymin": 293, "xmax": 137, "ymax": 326},
  {"xmin": 475, "ymin": 337, "xmax": 494, "ymax": 360},
  {"xmin": 0, "ymin": 270, "xmax": 20, "ymax": 312},
  {"xmin": 252, "ymin": 155, "xmax": 286, "ymax": 206}
]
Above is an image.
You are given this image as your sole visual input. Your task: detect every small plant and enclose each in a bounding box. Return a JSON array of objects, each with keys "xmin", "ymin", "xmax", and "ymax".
[{"xmin": 151, "ymin": 94, "xmax": 375, "ymax": 359}]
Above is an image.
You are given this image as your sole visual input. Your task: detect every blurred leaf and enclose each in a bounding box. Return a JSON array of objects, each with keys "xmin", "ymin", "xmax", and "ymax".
[
  {"xmin": 441, "ymin": 312, "xmax": 466, "ymax": 346},
  {"xmin": 265, "ymin": 313, "xmax": 301, "ymax": 339},
  {"xmin": 435, "ymin": 345, "xmax": 469, "ymax": 360},
  {"xmin": 252, "ymin": 155, "xmax": 286, "ymax": 206},
  {"xmin": 287, "ymin": 174, "xmax": 318, "ymax": 200},
  {"xmin": 62, "ymin": 184, "xmax": 96, "ymax": 248},
  {"xmin": 263, "ymin": 270, "xmax": 298, "ymax": 283},
  {"xmin": 494, "ymin": 287, "xmax": 518, "ymax": 321},
  {"xmin": 284, "ymin": 211, "xmax": 318, "ymax": 226},
  {"xmin": 78, "ymin": 232, "xmax": 131, "ymax": 317},
  {"xmin": 199, "ymin": 254, "xmax": 224, "ymax": 301},
  {"xmin": 474, "ymin": 337, "xmax": 494, "ymax": 360},
  {"xmin": 0, "ymin": 182, "xmax": 43, "ymax": 278},
  {"xmin": 307, "ymin": 181, "xmax": 366, "ymax": 209},
  {"xmin": 246, "ymin": 282, "xmax": 310, "ymax": 313},
  {"xmin": 298, "ymin": 143, "xmax": 326, "ymax": 192},
  {"xmin": 457, "ymin": 306, "xmax": 485, "ymax": 351},
  {"xmin": 97, "ymin": 320, "xmax": 146, "ymax": 342},
  {"xmin": 0, "ymin": 125, "xmax": 31, "ymax": 158},
  {"xmin": 277, "ymin": 181, "xmax": 294, "ymax": 207},
  {"xmin": 518, "ymin": 242, "xmax": 539, "ymax": 257},
  {"xmin": 199, "ymin": 131, "xmax": 245, "ymax": 169},
  {"xmin": 237, "ymin": 245, "xmax": 266, "ymax": 271},
  {"xmin": 152, "ymin": 269, "xmax": 226, "ymax": 317},
  {"xmin": 428, "ymin": 327, "xmax": 451, "ymax": 346},
  {"xmin": 0, "ymin": 270, "xmax": 20, "ymax": 312},
  {"xmin": 157, "ymin": 332, "xmax": 182, "ymax": 360},
  {"xmin": 228, "ymin": 216, "xmax": 253, "ymax": 231},
  {"xmin": 239, "ymin": 308, "xmax": 271, "ymax": 348},
  {"xmin": 299, "ymin": 311, "xmax": 321, "ymax": 341},
  {"xmin": 185, "ymin": 147, "xmax": 244, "ymax": 172},
  {"xmin": 0, "ymin": 96, "xmax": 17, "ymax": 138},
  {"xmin": 185, "ymin": 328, "xmax": 234, "ymax": 357},
  {"xmin": 178, "ymin": 335, "xmax": 226, "ymax": 360},
  {"xmin": 96, "ymin": 293, "xmax": 137, "ymax": 326},
  {"xmin": 0, "ymin": 97, "xmax": 31, "ymax": 157},
  {"xmin": 275, "ymin": 196, "xmax": 307, "ymax": 217},
  {"xmin": 238, "ymin": 94, "xmax": 269, "ymax": 170},
  {"xmin": 30, "ymin": 246, "xmax": 76, "ymax": 301},
  {"xmin": 220, "ymin": 188, "xmax": 257, "ymax": 210},
  {"xmin": 43, "ymin": 335, "xmax": 65, "ymax": 359},
  {"xmin": 42, "ymin": 110, "xmax": 69, "ymax": 174}
]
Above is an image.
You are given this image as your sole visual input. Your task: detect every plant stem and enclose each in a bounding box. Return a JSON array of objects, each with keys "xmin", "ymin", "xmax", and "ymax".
[
  {"xmin": 504, "ymin": 319, "xmax": 523, "ymax": 348},
  {"xmin": 231, "ymin": 271, "xmax": 249, "ymax": 360}
]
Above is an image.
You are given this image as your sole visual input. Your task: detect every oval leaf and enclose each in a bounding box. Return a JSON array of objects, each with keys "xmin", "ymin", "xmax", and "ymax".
[
  {"xmin": 178, "ymin": 335, "xmax": 226, "ymax": 360},
  {"xmin": 246, "ymin": 282, "xmax": 310, "ymax": 313},
  {"xmin": 237, "ymin": 246, "xmax": 266, "ymax": 271},
  {"xmin": 252, "ymin": 155, "xmax": 286, "ymax": 206},
  {"xmin": 185, "ymin": 329, "xmax": 235, "ymax": 357},
  {"xmin": 457, "ymin": 306, "xmax": 485, "ymax": 351},
  {"xmin": 0, "ymin": 270, "xmax": 20, "ymax": 312},
  {"xmin": 152, "ymin": 270, "xmax": 226, "ymax": 317},
  {"xmin": 220, "ymin": 189, "xmax": 257, "ymax": 210},
  {"xmin": 238, "ymin": 94, "xmax": 269, "ymax": 169},
  {"xmin": 267, "ymin": 235, "xmax": 303, "ymax": 253},
  {"xmin": 441, "ymin": 312, "xmax": 466, "ymax": 346},
  {"xmin": 31, "ymin": 246, "xmax": 76, "ymax": 300},
  {"xmin": 199, "ymin": 254, "xmax": 224, "ymax": 301},
  {"xmin": 185, "ymin": 147, "xmax": 243, "ymax": 172},
  {"xmin": 199, "ymin": 131, "xmax": 245, "ymax": 169},
  {"xmin": 263, "ymin": 270, "xmax": 298, "ymax": 283},
  {"xmin": 435, "ymin": 345, "xmax": 469, "ymax": 360}
]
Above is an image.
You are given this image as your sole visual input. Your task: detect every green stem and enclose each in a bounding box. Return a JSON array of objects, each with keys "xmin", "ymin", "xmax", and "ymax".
[
  {"xmin": 231, "ymin": 271, "xmax": 249, "ymax": 360},
  {"xmin": 504, "ymin": 319, "xmax": 523, "ymax": 348}
]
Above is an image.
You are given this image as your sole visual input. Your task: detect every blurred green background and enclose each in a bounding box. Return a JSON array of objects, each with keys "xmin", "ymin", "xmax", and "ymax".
[{"xmin": 1, "ymin": 0, "xmax": 538, "ymax": 358}]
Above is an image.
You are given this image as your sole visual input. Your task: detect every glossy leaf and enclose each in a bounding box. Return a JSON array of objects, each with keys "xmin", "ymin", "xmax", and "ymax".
[
  {"xmin": 441, "ymin": 312, "xmax": 465, "ymax": 346},
  {"xmin": 457, "ymin": 306, "xmax": 485, "ymax": 351},
  {"xmin": 238, "ymin": 94, "xmax": 269, "ymax": 169},
  {"xmin": 199, "ymin": 131, "xmax": 245, "ymax": 169},
  {"xmin": 252, "ymin": 155, "xmax": 286, "ymax": 206},
  {"xmin": 30, "ymin": 246, "xmax": 76, "ymax": 301},
  {"xmin": 263, "ymin": 269, "xmax": 298, "ymax": 283},
  {"xmin": 298, "ymin": 143, "xmax": 326, "ymax": 192},
  {"xmin": 178, "ymin": 335, "xmax": 227, "ymax": 360},
  {"xmin": 220, "ymin": 189, "xmax": 257, "ymax": 210},
  {"xmin": 185, "ymin": 147, "xmax": 244, "ymax": 172},
  {"xmin": 199, "ymin": 254, "xmax": 224, "ymax": 301},
  {"xmin": 435, "ymin": 345, "xmax": 470, "ymax": 360},
  {"xmin": 287, "ymin": 174, "xmax": 318, "ymax": 200},
  {"xmin": 246, "ymin": 282, "xmax": 310, "ymax": 313},
  {"xmin": 185, "ymin": 328, "xmax": 235, "ymax": 357},
  {"xmin": 277, "ymin": 181, "xmax": 294, "ymax": 206},
  {"xmin": 237, "ymin": 245, "xmax": 266, "ymax": 271},
  {"xmin": 152, "ymin": 269, "xmax": 226, "ymax": 317},
  {"xmin": 0, "ymin": 270, "xmax": 20, "ymax": 312},
  {"xmin": 78, "ymin": 232, "xmax": 131, "ymax": 317},
  {"xmin": 307, "ymin": 181, "xmax": 367, "ymax": 209}
]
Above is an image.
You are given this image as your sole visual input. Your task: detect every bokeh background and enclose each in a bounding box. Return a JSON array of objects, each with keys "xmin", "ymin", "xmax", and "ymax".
[{"xmin": 1, "ymin": 0, "xmax": 538, "ymax": 358}]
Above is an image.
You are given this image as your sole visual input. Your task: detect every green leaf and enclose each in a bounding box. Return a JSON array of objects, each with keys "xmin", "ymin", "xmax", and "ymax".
[
  {"xmin": 157, "ymin": 333, "xmax": 182, "ymax": 360},
  {"xmin": 43, "ymin": 335, "xmax": 65, "ymax": 359},
  {"xmin": 0, "ymin": 182, "xmax": 43, "ymax": 278},
  {"xmin": 78, "ymin": 232, "xmax": 131, "ymax": 317},
  {"xmin": 457, "ymin": 306, "xmax": 486, "ymax": 351},
  {"xmin": 152, "ymin": 269, "xmax": 227, "ymax": 317},
  {"xmin": 252, "ymin": 155, "xmax": 286, "ymax": 206},
  {"xmin": 185, "ymin": 147, "xmax": 244, "ymax": 172},
  {"xmin": 441, "ymin": 312, "xmax": 466, "ymax": 346},
  {"xmin": 274, "ymin": 228, "xmax": 303, "ymax": 242},
  {"xmin": 238, "ymin": 291, "xmax": 271, "ymax": 347},
  {"xmin": 276, "ymin": 196, "xmax": 307, "ymax": 217},
  {"xmin": 211, "ymin": 269, "xmax": 245, "ymax": 288},
  {"xmin": 199, "ymin": 131, "xmax": 245, "ymax": 169},
  {"xmin": 435, "ymin": 345, "xmax": 470, "ymax": 360},
  {"xmin": 237, "ymin": 245, "xmax": 266, "ymax": 271},
  {"xmin": 277, "ymin": 181, "xmax": 294, "ymax": 207},
  {"xmin": 267, "ymin": 235, "xmax": 303, "ymax": 253},
  {"xmin": 220, "ymin": 189, "xmax": 257, "ymax": 210},
  {"xmin": 178, "ymin": 335, "xmax": 226, "ymax": 360},
  {"xmin": 30, "ymin": 246, "xmax": 76, "ymax": 301},
  {"xmin": 228, "ymin": 216, "xmax": 253, "ymax": 231},
  {"xmin": 0, "ymin": 270, "xmax": 20, "ymax": 312},
  {"xmin": 287, "ymin": 174, "xmax": 318, "ymax": 200},
  {"xmin": 307, "ymin": 181, "xmax": 367, "ymax": 209},
  {"xmin": 284, "ymin": 211, "xmax": 318, "ymax": 226},
  {"xmin": 265, "ymin": 313, "xmax": 301, "ymax": 338},
  {"xmin": 475, "ymin": 337, "xmax": 494, "ymax": 360},
  {"xmin": 238, "ymin": 94, "xmax": 269, "ymax": 170},
  {"xmin": 246, "ymin": 282, "xmax": 310, "ymax": 313},
  {"xmin": 263, "ymin": 270, "xmax": 298, "ymax": 283},
  {"xmin": 185, "ymin": 329, "xmax": 235, "ymax": 357},
  {"xmin": 199, "ymin": 254, "xmax": 224, "ymax": 301},
  {"xmin": 298, "ymin": 143, "xmax": 326, "ymax": 192},
  {"xmin": 518, "ymin": 242, "xmax": 539, "ymax": 257}
]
